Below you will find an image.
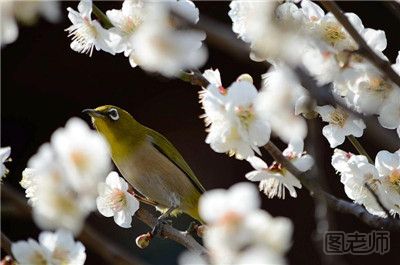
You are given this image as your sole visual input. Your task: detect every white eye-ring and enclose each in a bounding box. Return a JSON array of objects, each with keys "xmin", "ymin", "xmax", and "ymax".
[{"xmin": 108, "ymin": 108, "xmax": 119, "ymax": 121}]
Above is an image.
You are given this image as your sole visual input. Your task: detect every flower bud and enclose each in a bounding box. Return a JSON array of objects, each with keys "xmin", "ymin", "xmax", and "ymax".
[
  {"xmin": 237, "ymin": 73, "xmax": 253, "ymax": 83},
  {"xmin": 196, "ymin": 225, "xmax": 206, "ymax": 238},
  {"xmin": 135, "ymin": 232, "xmax": 152, "ymax": 249}
]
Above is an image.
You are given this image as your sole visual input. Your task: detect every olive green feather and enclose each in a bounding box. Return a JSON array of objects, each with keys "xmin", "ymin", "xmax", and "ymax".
[{"xmin": 146, "ymin": 127, "xmax": 206, "ymax": 194}]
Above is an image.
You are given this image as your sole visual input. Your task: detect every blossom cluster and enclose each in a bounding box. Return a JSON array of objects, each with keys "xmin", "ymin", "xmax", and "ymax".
[
  {"xmin": 1, "ymin": 1, "xmax": 61, "ymax": 46},
  {"xmin": 180, "ymin": 183, "xmax": 293, "ymax": 265},
  {"xmin": 20, "ymin": 118, "xmax": 111, "ymax": 234},
  {"xmin": 332, "ymin": 149, "xmax": 400, "ymax": 217},
  {"xmin": 66, "ymin": 0, "xmax": 207, "ymax": 77},
  {"xmin": 11, "ymin": 229, "xmax": 86, "ymax": 265},
  {"xmin": 229, "ymin": 0, "xmax": 400, "ymax": 142},
  {"xmin": 200, "ymin": 68, "xmax": 314, "ymax": 199}
]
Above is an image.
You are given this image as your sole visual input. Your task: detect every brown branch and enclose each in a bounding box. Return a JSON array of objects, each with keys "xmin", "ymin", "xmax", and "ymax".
[
  {"xmin": 135, "ymin": 208, "xmax": 206, "ymax": 254},
  {"xmin": 1, "ymin": 231, "xmax": 12, "ymax": 256},
  {"xmin": 320, "ymin": 1, "xmax": 400, "ymax": 88},
  {"xmin": 263, "ymin": 141, "xmax": 400, "ymax": 231}
]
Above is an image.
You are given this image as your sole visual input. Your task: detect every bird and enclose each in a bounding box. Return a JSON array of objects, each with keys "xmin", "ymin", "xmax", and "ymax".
[{"xmin": 83, "ymin": 105, "xmax": 205, "ymax": 223}]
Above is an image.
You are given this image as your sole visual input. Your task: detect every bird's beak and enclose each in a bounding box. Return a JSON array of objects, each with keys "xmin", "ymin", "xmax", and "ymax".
[{"xmin": 82, "ymin": 109, "xmax": 103, "ymax": 117}]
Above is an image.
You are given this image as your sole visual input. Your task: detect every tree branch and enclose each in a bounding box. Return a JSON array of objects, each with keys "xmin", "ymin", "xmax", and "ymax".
[
  {"xmin": 135, "ymin": 208, "xmax": 206, "ymax": 254},
  {"xmin": 1, "ymin": 231, "xmax": 12, "ymax": 256},
  {"xmin": 263, "ymin": 141, "xmax": 400, "ymax": 231},
  {"xmin": 320, "ymin": 1, "xmax": 400, "ymax": 88}
]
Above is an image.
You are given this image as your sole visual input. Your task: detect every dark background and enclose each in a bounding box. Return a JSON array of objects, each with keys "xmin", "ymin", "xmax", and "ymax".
[{"xmin": 2, "ymin": 1, "xmax": 400, "ymax": 264}]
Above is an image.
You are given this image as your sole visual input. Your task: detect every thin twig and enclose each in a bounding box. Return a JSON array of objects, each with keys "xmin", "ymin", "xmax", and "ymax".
[
  {"xmin": 347, "ymin": 135, "xmax": 373, "ymax": 163},
  {"xmin": 364, "ymin": 182, "xmax": 391, "ymax": 218},
  {"xmin": 320, "ymin": 1, "xmax": 400, "ymax": 88},
  {"xmin": 1, "ymin": 231, "xmax": 12, "ymax": 255},
  {"xmin": 92, "ymin": 4, "xmax": 113, "ymax": 29}
]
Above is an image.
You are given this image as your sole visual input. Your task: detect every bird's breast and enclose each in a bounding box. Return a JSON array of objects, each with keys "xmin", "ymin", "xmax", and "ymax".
[{"xmin": 114, "ymin": 142, "xmax": 200, "ymax": 211}]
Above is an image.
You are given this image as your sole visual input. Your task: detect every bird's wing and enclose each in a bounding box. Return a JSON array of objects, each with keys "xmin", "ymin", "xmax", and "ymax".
[{"xmin": 146, "ymin": 128, "xmax": 206, "ymax": 194}]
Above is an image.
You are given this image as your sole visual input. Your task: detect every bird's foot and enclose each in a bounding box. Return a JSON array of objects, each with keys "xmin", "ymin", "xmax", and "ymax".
[
  {"xmin": 185, "ymin": 221, "xmax": 205, "ymax": 238},
  {"xmin": 151, "ymin": 217, "xmax": 172, "ymax": 237}
]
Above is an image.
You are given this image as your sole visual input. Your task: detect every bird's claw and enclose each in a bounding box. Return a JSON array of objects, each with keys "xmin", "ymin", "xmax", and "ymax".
[{"xmin": 151, "ymin": 218, "xmax": 172, "ymax": 237}]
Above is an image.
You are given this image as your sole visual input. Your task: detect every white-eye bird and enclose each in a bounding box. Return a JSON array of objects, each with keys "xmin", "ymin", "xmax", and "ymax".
[{"xmin": 83, "ymin": 105, "xmax": 205, "ymax": 222}]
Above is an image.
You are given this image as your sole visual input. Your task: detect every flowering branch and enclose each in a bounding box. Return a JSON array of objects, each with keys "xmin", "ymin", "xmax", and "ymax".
[
  {"xmin": 320, "ymin": 1, "xmax": 400, "ymax": 88},
  {"xmin": 177, "ymin": 69, "xmax": 400, "ymax": 230},
  {"xmin": 263, "ymin": 141, "xmax": 400, "ymax": 231},
  {"xmin": 1, "ymin": 185, "xmax": 145, "ymax": 265}
]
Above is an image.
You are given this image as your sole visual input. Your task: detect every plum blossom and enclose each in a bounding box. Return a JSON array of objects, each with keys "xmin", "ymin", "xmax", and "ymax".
[
  {"xmin": 21, "ymin": 118, "xmax": 111, "ymax": 234},
  {"xmin": 66, "ymin": 0, "xmax": 115, "ymax": 56},
  {"xmin": 11, "ymin": 238, "xmax": 49, "ymax": 265},
  {"xmin": 229, "ymin": 0, "xmax": 306, "ymax": 63},
  {"xmin": 315, "ymin": 105, "xmax": 366, "ymax": 148},
  {"xmin": 332, "ymin": 149, "xmax": 400, "ymax": 217},
  {"xmin": 332, "ymin": 150, "xmax": 388, "ymax": 217},
  {"xmin": 12, "ymin": 229, "xmax": 86, "ymax": 265},
  {"xmin": 185, "ymin": 183, "xmax": 292, "ymax": 265},
  {"xmin": 200, "ymin": 70, "xmax": 271, "ymax": 160},
  {"xmin": 246, "ymin": 139, "xmax": 313, "ymax": 199},
  {"xmin": 96, "ymin": 171, "xmax": 140, "ymax": 228},
  {"xmin": 375, "ymin": 151, "xmax": 400, "ymax": 216},
  {"xmin": 300, "ymin": 0, "xmax": 388, "ymax": 85},
  {"xmin": 105, "ymin": 0, "xmax": 207, "ymax": 75},
  {"xmin": 1, "ymin": 1, "xmax": 60, "ymax": 45},
  {"xmin": 106, "ymin": 0, "xmax": 144, "ymax": 59},
  {"xmin": 20, "ymin": 168, "xmax": 38, "ymax": 205},
  {"xmin": 0, "ymin": 146, "xmax": 11, "ymax": 180},
  {"xmin": 259, "ymin": 64, "xmax": 309, "ymax": 143}
]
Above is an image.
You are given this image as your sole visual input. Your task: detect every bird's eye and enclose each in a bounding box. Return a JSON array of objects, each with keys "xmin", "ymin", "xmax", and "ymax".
[{"xmin": 108, "ymin": 108, "xmax": 119, "ymax": 121}]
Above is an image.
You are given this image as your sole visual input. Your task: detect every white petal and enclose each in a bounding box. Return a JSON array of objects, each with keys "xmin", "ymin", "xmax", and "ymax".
[
  {"xmin": 114, "ymin": 211, "xmax": 132, "ymax": 228},
  {"xmin": 246, "ymin": 156, "xmax": 268, "ymax": 170}
]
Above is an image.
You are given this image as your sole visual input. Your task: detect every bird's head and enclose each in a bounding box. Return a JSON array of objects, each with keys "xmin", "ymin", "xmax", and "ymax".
[{"xmin": 83, "ymin": 105, "xmax": 146, "ymax": 154}]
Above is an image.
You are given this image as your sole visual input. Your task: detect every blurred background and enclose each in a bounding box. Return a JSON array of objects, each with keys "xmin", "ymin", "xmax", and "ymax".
[{"xmin": 1, "ymin": 1, "xmax": 400, "ymax": 264}]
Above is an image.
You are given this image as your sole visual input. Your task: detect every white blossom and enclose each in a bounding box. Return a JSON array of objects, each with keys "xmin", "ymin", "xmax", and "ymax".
[
  {"xmin": 229, "ymin": 0, "xmax": 306, "ymax": 63},
  {"xmin": 66, "ymin": 0, "xmax": 115, "ymax": 56},
  {"xmin": 0, "ymin": 146, "xmax": 11, "ymax": 179},
  {"xmin": 11, "ymin": 238, "xmax": 50, "ymax": 265},
  {"xmin": 131, "ymin": 21, "xmax": 207, "ymax": 76},
  {"xmin": 259, "ymin": 64, "xmax": 308, "ymax": 143},
  {"xmin": 1, "ymin": 1, "xmax": 60, "ymax": 45},
  {"xmin": 193, "ymin": 182, "xmax": 292, "ymax": 265},
  {"xmin": 20, "ymin": 168, "xmax": 38, "ymax": 205},
  {"xmin": 106, "ymin": 0, "xmax": 207, "ymax": 75},
  {"xmin": 96, "ymin": 171, "xmax": 140, "ymax": 228},
  {"xmin": 375, "ymin": 151, "xmax": 400, "ymax": 216},
  {"xmin": 22, "ymin": 118, "xmax": 111, "ymax": 234},
  {"xmin": 12, "ymin": 229, "xmax": 86, "ymax": 265},
  {"xmin": 51, "ymin": 117, "xmax": 111, "ymax": 207},
  {"xmin": 332, "ymin": 149, "xmax": 400, "ymax": 217},
  {"xmin": 246, "ymin": 139, "xmax": 313, "ymax": 199},
  {"xmin": 200, "ymin": 71, "xmax": 271, "ymax": 160},
  {"xmin": 315, "ymin": 105, "xmax": 366, "ymax": 148},
  {"xmin": 106, "ymin": 0, "xmax": 144, "ymax": 58}
]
